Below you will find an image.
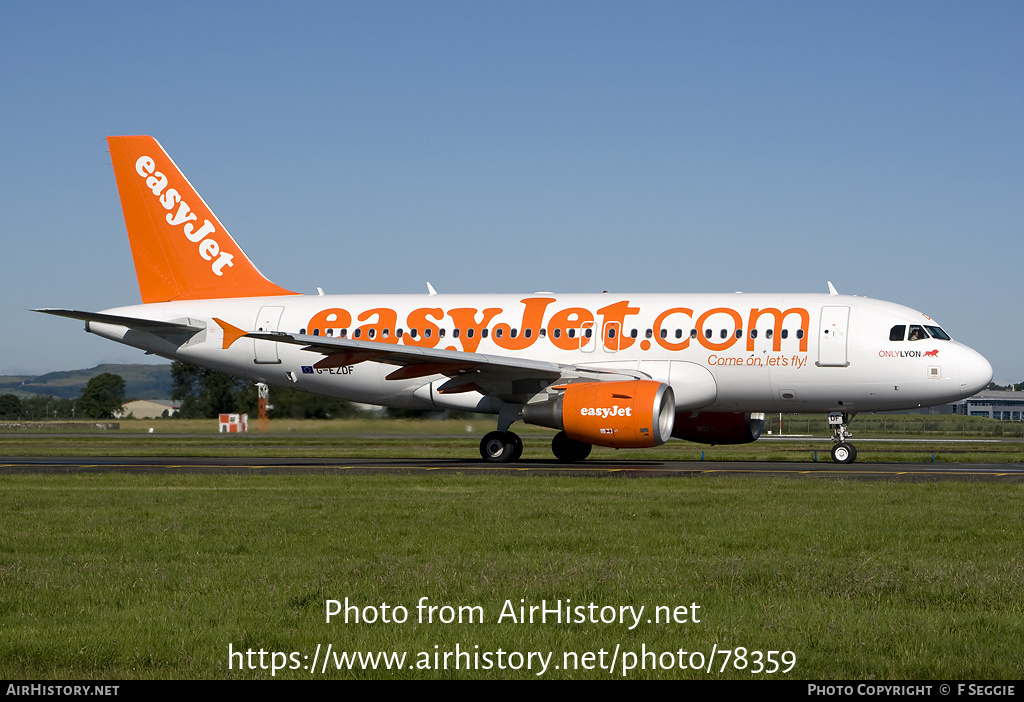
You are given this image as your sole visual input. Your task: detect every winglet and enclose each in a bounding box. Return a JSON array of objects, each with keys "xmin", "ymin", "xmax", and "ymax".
[
  {"xmin": 107, "ymin": 136, "xmax": 298, "ymax": 303},
  {"xmin": 214, "ymin": 317, "xmax": 249, "ymax": 350},
  {"xmin": 827, "ymin": 281, "xmax": 839, "ymax": 296}
]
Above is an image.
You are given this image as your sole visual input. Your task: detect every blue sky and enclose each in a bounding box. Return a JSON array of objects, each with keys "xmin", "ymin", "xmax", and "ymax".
[{"xmin": 2, "ymin": 1, "xmax": 1021, "ymax": 381}]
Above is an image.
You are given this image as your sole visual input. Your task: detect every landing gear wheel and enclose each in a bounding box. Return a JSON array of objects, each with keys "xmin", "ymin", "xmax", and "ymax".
[
  {"xmin": 509, "ymin": 433, "xmax": 523, "ymax": 461},
  {"xmin": 831, "ymin": 442, "xmax": 857, "ymax": 464},
  {"xmin": 551, "ymin": 431, "xmax": 592, "ymax": 463},
  {"xmin": 480, "ymin": 431, "xmax": 521, "ymax": 463}
]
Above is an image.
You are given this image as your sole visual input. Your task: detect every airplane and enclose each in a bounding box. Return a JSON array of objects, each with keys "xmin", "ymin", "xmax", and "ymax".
[{"xmin": 37, "ymin": 136, "xmax": 993, "ymax": 464}]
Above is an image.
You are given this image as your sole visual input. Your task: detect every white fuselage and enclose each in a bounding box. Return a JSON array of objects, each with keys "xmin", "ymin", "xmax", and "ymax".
[{"xmin": 87, "ymin": 291, "xmax": 993, "ymax": 416}]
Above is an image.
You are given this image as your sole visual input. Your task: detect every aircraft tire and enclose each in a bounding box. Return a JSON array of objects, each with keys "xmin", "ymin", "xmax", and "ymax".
[
  {"xmin": 480, "ymin": 431, "xmax": 521, "ymax": 463},
  {"xmin": 510, "ymin": 433, "xmax": 524, "ymax": 461},
  {"xmin": 831, "ymin": 442, "xmax": 857, "ymax": 464},
  {"xmin": 551, "ymin": 431, "xmax": 592, "ymax": 463}
]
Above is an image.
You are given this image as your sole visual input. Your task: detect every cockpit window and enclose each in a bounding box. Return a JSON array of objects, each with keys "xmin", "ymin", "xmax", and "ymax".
[
  {"xmin": 907, "ymin": 325, "xmax": 929, "ymax": 341},
  {"xmin": 890, "ymin": 323, "xmax": 950, "ymax": 342}
]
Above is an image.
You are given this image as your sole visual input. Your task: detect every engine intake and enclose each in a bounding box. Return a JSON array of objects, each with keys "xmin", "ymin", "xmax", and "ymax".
[{"xmin": 523, "ymin": 380, "xmax": 675, "ymax": 448}]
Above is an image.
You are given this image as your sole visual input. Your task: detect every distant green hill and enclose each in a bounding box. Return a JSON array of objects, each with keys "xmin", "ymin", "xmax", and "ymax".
[{"xmin": 0, "ymin": 364, "xmax": 172, "ymax": 400}]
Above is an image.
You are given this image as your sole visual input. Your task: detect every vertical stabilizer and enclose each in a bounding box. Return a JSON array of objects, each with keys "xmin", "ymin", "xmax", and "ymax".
[{"xmin": 107, "ymin": 136, "xmax": 297, "ymax": 302}]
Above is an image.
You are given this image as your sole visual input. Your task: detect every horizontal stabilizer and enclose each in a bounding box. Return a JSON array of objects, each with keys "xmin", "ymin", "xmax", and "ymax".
[{"xmin": 34, "ymin": 308, "xmax": 205, "ymax": 335}]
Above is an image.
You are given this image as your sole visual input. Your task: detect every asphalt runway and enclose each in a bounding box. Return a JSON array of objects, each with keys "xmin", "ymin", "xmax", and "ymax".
[{"xmin": 2, "ymin": 456, "xmax": 1023, "ymax": 481}]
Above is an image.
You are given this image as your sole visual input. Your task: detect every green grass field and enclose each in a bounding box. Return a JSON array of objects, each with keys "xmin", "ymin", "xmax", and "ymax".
[{"xmin": 0, "ymin": 418, "xmax": 1021, "ymax": 679}]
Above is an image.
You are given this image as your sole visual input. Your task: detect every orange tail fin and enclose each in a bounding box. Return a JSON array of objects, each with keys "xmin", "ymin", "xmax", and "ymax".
[{"xmin": 107, "ymin": 136, "xmax": 297, "ymax": 303}]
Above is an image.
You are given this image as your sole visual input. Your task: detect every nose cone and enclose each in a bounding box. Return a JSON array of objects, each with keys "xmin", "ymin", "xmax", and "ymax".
[{"xmin": 959, "ymin": 346, "xmax": 993, "ymax": 397}]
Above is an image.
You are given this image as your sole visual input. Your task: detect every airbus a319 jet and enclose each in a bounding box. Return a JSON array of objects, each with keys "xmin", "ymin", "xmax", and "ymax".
[{"xmin": 38, "ymin": 136, "xmax": 993, "ymax": 464}]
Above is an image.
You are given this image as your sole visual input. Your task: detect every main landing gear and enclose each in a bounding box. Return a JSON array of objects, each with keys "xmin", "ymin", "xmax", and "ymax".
[
  {"xmin": 550, "ymin": 431, "xmax": 591, "ymax": 463},
  {"xmin": 828, "ymin": 411, "xmax": 857, "ymax": 464},
  {"xmin": 479, "ymin": 431, "xmax": 523, "ymax": 463},
  {"xmin": 479, "ymin": 429, "xmax": 593, "ymax": 463},
  {"xmin": 479, "ymin": 407, "xmax": 525, "ymax": 463}
]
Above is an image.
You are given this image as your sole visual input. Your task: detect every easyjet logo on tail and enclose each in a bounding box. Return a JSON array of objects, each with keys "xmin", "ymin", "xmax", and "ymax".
[{"xmin": 134, "ymin": 156, "xmax": 235, "ymax": 276}]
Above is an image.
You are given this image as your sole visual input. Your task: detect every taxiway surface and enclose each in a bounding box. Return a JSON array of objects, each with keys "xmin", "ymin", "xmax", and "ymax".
[{"xmin": 2, "ymin": 456, "xmax": 1023, "ymax": 481}]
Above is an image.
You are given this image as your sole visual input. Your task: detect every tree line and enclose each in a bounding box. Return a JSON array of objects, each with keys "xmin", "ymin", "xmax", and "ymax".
[
  {"xmin": 0, "ymin": 364, "xmax": 365, "ymax": 421},
  {"xmin": 169, "ymin": 362, "xmax": 362, "ymax": 419},
  {"xmin": 0, "ymin": 372, "xmax": 127, "ymax": 421}
]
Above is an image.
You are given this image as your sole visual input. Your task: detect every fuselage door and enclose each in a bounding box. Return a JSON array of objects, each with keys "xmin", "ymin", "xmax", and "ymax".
[
  {"xmin": 254, "ymin": 306, "xmax": 285, "ymax": 364},
  {"xmin": 818, "ymin": 306, "xmax": 850, "ymax": 367}
]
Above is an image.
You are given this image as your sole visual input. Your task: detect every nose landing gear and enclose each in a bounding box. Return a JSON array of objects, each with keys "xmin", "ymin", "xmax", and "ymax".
[{"xmin": 828, "ymin": 411, "xmax": 857, "ymax": 464}]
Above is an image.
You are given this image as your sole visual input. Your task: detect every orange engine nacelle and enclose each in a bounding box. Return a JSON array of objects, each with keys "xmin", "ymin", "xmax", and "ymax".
[{"xmin": 522, "ymin": 380, "xmax": 675, "ymax": 448}]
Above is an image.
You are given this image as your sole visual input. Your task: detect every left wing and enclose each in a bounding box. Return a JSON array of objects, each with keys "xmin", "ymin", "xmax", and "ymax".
[{"xmin": 217, "ymin": 318, "xmax": 645, "ymax": 402}]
